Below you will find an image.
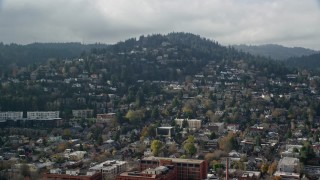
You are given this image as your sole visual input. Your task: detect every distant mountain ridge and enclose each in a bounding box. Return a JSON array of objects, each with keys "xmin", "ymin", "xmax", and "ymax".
[
  {"xmin": 0, "ymin": 33, "xmax": 319, "ymax": 72},
  {"xmin": 233, "ymin": 44, "xmax": 318, "ymax": 60},
  {"xmin": 0, "ymin": 42, "xmax": 109, "ymax": 66}
]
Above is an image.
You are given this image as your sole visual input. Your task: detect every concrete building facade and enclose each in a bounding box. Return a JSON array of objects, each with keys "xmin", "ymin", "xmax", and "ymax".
[
  {"xmin": 175, "ymin": 118, "xmax": 201, "ymax": 130},
  {"xmin": 0, "ymin": 111, "xmax": 23, "ymax": 120},
  {"xmin": 89, "ymin": 160, "xmax": 127, "ymax": 176},
  {"xmin": 72, "ymin": 109, "xmax": 94, "ymax": 119},
  {"xmin": 27, "ymin": 111, "xmax": 59, "ymax": 119}
]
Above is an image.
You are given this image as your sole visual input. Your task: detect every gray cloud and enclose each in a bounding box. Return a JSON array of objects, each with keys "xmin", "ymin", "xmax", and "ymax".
[{"xmin": 0, "ymin": 0, "xmax": 320, "ymax": 50}]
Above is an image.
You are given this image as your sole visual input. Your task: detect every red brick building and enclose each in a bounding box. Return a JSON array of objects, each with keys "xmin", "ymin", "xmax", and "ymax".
[
  {"xmin": 140, "ymin": 157, "xmax": 208, "ymax": 180},
  {"xmin": 96, "ymin": 113, "xmax": 115, "ymax": 120}
]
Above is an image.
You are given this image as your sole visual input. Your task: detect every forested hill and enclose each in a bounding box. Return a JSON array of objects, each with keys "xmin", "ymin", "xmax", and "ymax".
[
  {"xmin": 111, "ymin": 33, "xmax": 242, "ymax": 61},
  {"xmin": 0, "ymin": 42, "xmax": 109, "ymax": 66},
  {"xmin": 0, "ymin": 32, "xmax": 292, "ymax": 81},
  {"xmin": 0, "ymin": 33, "xmax": 296, "ymax": 68},
  {"xmin": 233, "ymin": 44, "xmax": 318, "ymax": 60},
  {"xmin": 78, "ymin": 32, "xmax": 289, "ymax": 83},
  {"xmin": 286, "ymin": 53, "xmax": 320, "ymax": 70},
  {"xmin": 0, "ymin": 32, "xmax": 293, "ymax": 112},
  {"xmin": 106, "ymin": 32, "xmax": 276, "ymax": 64},
  {"xmin": 0, "ymin": 33, "xmax": 255, "ymax": 67}
]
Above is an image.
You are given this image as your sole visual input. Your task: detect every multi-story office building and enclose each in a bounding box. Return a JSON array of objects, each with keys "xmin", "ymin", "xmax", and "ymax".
[
  {"xmin": 140, "ymin": 157, "xmax": 208, "ymax": 180},
  {"xmin": 27, "ymin": 111, "xmax": 59, "ymax": 119},
  {"xmin": 0, "ymin": 111, "xmax": 63, "ymax": 128},
  {"xmin": 0, "ymin": 112, "xmax": 23, "ymax": 120}
]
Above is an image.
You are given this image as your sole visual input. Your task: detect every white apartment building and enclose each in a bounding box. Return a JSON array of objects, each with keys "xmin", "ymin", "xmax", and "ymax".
[
  {"xmin": 72, "ymin": 109, "xmax": 94, "ymax": 118},
  {"xmin": 27, "ymin": 111, "xmax": 59, "ymax": 119},
  {"xmin": 89, "ymin": 160, "xmax": 127, "ymax": 175},
  {"xmin": 0, "ymin": 112, "xmax": 23, "ymax": 120},
  {"xmin": 175, "ymin": 118, "xmax": 202, "ymax": 130}
]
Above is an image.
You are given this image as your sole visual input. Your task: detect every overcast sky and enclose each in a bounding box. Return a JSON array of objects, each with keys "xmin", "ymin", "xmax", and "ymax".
[{"xmin": 0, "ymin": 0, "xmax": 320, "ymax": 50}]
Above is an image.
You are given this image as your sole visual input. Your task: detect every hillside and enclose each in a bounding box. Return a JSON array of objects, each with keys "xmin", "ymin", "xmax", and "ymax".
[
  {"xmin": 86, "ymin": 32, "xmax": 288, "ymax": 82},
  {"xmin": 0, "ymin": 32, "xmax": 294, "ymax": 112},
  {"xmin": 0, "ymin": 33, "xmax": 291, "ymax": 81},
  {"xmin": 286, "ymin": 53, "xmax": 320, "ymax": 70},
  {"xmin": 233, "ymin": 44, "xmax": 318, "ymax": 60}
]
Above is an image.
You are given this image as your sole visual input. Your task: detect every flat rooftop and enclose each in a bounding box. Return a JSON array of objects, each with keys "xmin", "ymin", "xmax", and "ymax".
[
  {"xmin": 279, "ymin": 157, "xmax": 299, "ymax": 165},
  {"xmin": 142, "ymin": 157, "xmax": 205, "ymax": 164},
  {"xmin": 118, "ymin": 172, "xmax": 157, "ymax": 178},
  {"xmin": 89, "ymin": 160, "xmax": 126, "ymax": 171},
  {"xmin": 157, "ymin": 127, "xmax": 173, "ymax": 129}
]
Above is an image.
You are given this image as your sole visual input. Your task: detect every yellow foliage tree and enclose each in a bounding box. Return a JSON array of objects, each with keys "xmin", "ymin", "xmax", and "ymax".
[
  {"xmin": 218, "ymin": 132, "xmax": 237, "ymax": 152},
  {"xmin": 151, "ymin": 140, "xmax": 163, "ymax": 156},
  {"xmin": 184, "ymin": 136, "xmax": 197, "ymax": 157},
  {"xmin": 125, "ymin": 110, "xmax": 145, "ymax": 123},
  {"xmin": 267, "ymin": 161, "xmax": 277, "ymax": 176},
  {"xmin": 274, "ymin": 176, "xmax": 282, "ymax": 180}
]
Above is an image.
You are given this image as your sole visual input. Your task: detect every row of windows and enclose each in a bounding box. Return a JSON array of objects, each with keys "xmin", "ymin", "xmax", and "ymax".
[
  {"xmin": 141, "ymin": 161, "xmax": 201, "ymax": 167},
  {"xmin": 140, "ymin": 160, "xmax": 159, "ymax": 165},
  {"xmin": 176, "ymin": 163, "xmax": 200, "ymax": 168},
  {"xmin": 0, "ymin": 113, "xmax": 23, "ymax": 119}
]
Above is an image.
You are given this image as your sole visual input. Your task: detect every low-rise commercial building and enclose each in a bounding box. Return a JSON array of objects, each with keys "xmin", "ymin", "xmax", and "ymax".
[
  {"xmin": 44, "ymin": 169, "xmax": 102, "ymax": 180},
  {"xmin": 72, "ymin": 109, "xmax": 94, "ymax": 119},
  {"xmin": 89, "ymin": 160, "xmax": 127, "ymax": 176},
  {"xmin": 274, "ymin": 157, "xmax": 300, "ymax": 179},
  {"xmin": 156, "ymin": 127, "xmax": 174, "ymax": 137},
  {"xmin": 116, "ymin": 165, "xmax": 176, "ymax": 180},
  {"xmin": 175, "ymin": 118, "xmax": 201, "ymax": 130},
  {"xmin": 96, "ymin": 113, "xmax": 115, "ymax": 121}
]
